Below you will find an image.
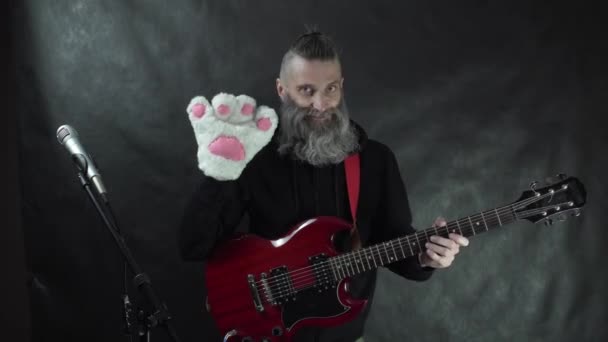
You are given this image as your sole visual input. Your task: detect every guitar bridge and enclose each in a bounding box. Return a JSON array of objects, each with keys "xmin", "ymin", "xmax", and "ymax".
[{"xmin": 247, "ymin": 274, "xmax": 264, "ymax": 312}]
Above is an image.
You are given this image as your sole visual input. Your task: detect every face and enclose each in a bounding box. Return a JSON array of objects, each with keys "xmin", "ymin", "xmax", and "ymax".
[
  {"xmin": 275, "ymin": 55, "xmax": 358, "ymax": 166},
  {"xmin": 276, "ymin": 55, "xmax": 344, "ymax": 124}
]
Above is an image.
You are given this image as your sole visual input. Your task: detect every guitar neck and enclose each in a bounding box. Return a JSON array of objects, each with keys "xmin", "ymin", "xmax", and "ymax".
[{"xmin": 329, "ymin": 203, "xmax": 519, "ymax": 279}]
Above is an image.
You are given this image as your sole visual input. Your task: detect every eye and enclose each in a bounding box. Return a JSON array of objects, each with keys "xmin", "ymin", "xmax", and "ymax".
[
  {"xmin": 299, "ymin": 86, "xmax": 314, "ymax": 96},
  {"xmin": 327, "ymin": 84, "xmax": 339, "ymax": 93}
]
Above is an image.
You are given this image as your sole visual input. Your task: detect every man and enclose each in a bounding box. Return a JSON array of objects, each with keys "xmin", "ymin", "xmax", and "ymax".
[{"xmin": 179, "ymin": 31, "xmax": 469, "ymax": 342}]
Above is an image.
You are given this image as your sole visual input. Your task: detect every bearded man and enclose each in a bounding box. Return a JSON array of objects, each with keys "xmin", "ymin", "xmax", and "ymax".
[{"xmin": 179, "ymin": 31, "xmax": 469, "ymax": 342}]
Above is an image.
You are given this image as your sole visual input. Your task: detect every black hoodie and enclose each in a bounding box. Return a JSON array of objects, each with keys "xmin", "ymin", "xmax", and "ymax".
[{"xmin": 179, "ymin": 122, "xmax": 434, "ymax": 342}]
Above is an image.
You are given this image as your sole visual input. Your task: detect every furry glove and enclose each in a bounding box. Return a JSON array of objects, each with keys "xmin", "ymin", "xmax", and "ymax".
[{"xmin": 186, "ymin": 93, "xmax": 278, "ymax": 180}]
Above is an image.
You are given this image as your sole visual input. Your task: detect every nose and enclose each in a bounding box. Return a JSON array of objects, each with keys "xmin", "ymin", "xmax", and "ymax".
[{"xmin": 311, "ymin": 94, "xmax": 330, "ymax": 112}]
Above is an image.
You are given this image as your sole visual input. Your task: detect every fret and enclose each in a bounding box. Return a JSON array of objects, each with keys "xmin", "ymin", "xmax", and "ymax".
[
  {"xmin": 480, "ymin": 211, "xmax": 489, "ymax": 231},
  {"xmin": 446, "ymin": 223, "xmax": 453, "ymax": 234},
  {"xmin": 495, "ymin": 208, "xmax": 503, "ymax": 226},
  {"xmin": 405, "ymin": 236, "xmax": 414, "ymax": 256},
  {"xmin": 353, "ymin": 252, "xmax": 360, "ymax": 274},
  {"xmin": 392, "ymin": 241, "xmax": 399, "ymax": 260},
  {"xmin": 438, "ymin": 223, "xmax": 450, "ymax": 237},
  {"xmin": 370, "ymin": 246, "xmax": 378, "ymax": 268},
  {"xmin": 359, "ymin": 252, "xmax": 365, "ymax": 271},
  {"xmin": 413, "ymin": 231, "xmax": 421, "ymax": 250},
  {"xmin": 467, "ymin": 216, "xmax": 477, "ymax": 235},
  {"xmin": 346, "ymin": 254, "xmax": 355, "ymax": 275},
  {"xmin": 337, "ymin": 256, "xmax": 347, "ymax": 277},
  {"xmin": 361, "ymin": 248, "xmax": 370, "ymax": 271},
  {"xmin": 387, "ymin": 241, "xmax": 398, "ymax": 262},
  {"xmin": 334, "ymin": 256, "xmax": 344, "ymax": 279},
  {"xmin": 397, "ymin": 238, "xmax": 407, "ymax": 259},
  {"xmin": 340, "ymin": 255, "xmax": 350, "ymax": 277},
  {"xmin": 375, "ymin": 244, "xmax": 384, "ymax": 265},
  {"xmin": 456, "ymin": 219, "xmax": 463, "ymax": 235},
  {"xmin": 382, "ymin": 242, "xmax": 390, "ymax": 263},
  {"xmin": 329, "ymin": 258, "xmax": 338, "ymax": 282},
  {"xmin": 383, "ymin": 243, "xmax": 392, "ymax": 263},
  {"xmin": 358, "ymin": 250, "xmax": 366, "ymax": 271}
]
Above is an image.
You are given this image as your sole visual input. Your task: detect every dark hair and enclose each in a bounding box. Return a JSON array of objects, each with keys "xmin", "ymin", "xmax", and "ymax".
[
  {"xmin": 279, "ymin": 30, "xmax": 340, "ymax": 79},
  {"xmin": 289, "ymin": 31, "xmax": 339, "ymax": 61}
]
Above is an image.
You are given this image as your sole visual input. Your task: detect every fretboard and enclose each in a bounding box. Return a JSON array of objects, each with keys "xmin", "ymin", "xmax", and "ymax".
[{"xmin": 328, "ymin": 204, "xmax": 517, "ymax": 280}]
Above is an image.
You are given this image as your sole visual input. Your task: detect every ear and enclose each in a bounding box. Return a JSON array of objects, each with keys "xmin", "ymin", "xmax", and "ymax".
[{"xmin": 276, "ymin": 78, "xmax": 286, "ymax": 100}]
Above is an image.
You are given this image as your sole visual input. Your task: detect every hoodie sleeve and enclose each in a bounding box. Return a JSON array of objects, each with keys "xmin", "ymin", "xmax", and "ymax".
[
  {"xmin": 371, "ymin": 145, "xmax": 434, "ymax": 281},
  {"xmin": 178, "ymin": 174, "xmax": 248, "ymax": 261}
]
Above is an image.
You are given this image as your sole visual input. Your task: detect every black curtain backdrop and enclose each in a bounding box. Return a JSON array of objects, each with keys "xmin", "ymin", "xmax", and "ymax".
[
  {"xmin": 11, "ymin": 1, "xmax": 607, "ymax": 341},
  {"xmin": 4, "ymin": 2, "xmax": 31, "ymax": 341}
]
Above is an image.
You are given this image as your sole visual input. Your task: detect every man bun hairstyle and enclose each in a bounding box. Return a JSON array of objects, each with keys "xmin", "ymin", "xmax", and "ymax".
[
  {"xmin": 280, "ymin": 29, "xmax": 341, "ymax": 80},
  {"xmin": 289, "ymin": 30, "xmax": 339, "ymax": 60}
]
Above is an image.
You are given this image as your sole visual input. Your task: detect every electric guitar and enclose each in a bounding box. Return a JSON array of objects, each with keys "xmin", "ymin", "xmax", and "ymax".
[{"xmin": 205, "ymin": 174, "xmax": 586, "ymax": 342}]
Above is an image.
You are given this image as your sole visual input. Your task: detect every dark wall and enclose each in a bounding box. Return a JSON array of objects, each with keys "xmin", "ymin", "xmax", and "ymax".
[
  {"xmin": 12, "ymin": 1, "xmax": 607, "ymax": 341},
  {"xmin": 3, "ymin": 1, "xmax": 31, "ymax": 340}
]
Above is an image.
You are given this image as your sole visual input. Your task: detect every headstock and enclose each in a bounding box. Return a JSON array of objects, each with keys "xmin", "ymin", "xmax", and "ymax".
[{"xmin": 513, "ymin": 174, "xmax": 586, "ymax": 225}]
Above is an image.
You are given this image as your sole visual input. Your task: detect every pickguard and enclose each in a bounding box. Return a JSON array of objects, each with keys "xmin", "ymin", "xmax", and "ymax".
[{"xmin": 281, "ymin": 284, "xmax": 349, "ymax": 330}]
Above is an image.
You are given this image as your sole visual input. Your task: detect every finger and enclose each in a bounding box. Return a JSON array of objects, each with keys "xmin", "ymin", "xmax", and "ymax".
[
  {"xmin": 426, "ymin": 249, "xmax": 441, "ymax": 261},
  {"xmin": 441, "ymin": 254, "xmax": 454, "ymax": 267},
  {"xmin": 426, "ymin": 250, "xmax": 453, "ymax": 267},
  {"xmin": 430, "ymin": 235, "xmax": 458, "ymax": 249},
  {"xmin": 448, "ymin": 233, "xmax": 469, "ymax": 246},
  {"xmin": 433, "ymin": 216, "xmax": 447, "ymax": 227},
  {"xmin": 426, "ymin": 242, "xmax": 457, "ymax": 257}
]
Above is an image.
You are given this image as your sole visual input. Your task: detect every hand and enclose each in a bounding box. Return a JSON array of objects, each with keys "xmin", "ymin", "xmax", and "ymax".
[{"xmin": 418, "ymin": 217, "xmax": 469, "ymax": 268}]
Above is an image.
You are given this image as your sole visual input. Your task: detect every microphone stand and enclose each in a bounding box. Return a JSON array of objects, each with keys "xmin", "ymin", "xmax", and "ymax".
[{"xmin": 74, "ymin": 167, "xmax": 181, "ymax": 342}]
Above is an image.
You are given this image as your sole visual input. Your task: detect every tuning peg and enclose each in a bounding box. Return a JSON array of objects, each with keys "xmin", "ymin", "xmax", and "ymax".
[
  {"xmin": 530, "ymin": 181, "xmax": 541, "ymax": 196},
  {"xmin": 572, "ymin": 209, "xmax": 582, "ymax": 217},
  {"xmin": 544, "ymin": 218, "xmax": 553, "ymax": 226}
]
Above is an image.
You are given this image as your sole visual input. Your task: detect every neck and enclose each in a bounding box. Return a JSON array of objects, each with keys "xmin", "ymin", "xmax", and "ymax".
[{"xmin": 329, "ymin": 204, "xmax": 518, "ymax": 279}]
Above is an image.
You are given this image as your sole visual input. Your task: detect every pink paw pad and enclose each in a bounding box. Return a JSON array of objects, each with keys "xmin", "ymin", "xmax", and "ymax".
[
  {"xmin": 208, "ymin": 136, "xmax": 245, "ymax": 161},
  {"xmin": 256, "ymin": 117, "xmax": 272, "ymax": 131},
  {"xmin": 217, "ymin": 104, "xmax": 231, "ymax": 116},
  {"xmin": 192, "ymin": 104, "xmax": 206, "ymax": 118},
  {"xmin": 241, "ymin": 103, "xmax": 255, "ymax": 116}
]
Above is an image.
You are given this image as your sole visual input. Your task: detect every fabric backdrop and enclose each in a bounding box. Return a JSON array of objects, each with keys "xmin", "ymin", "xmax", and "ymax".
[{"xmin": 12, "ymin": 1, "xmax": 607, "ymax": 341}]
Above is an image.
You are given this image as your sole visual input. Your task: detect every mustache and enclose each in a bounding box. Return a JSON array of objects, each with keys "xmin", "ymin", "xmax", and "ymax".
[{"xmin": 280, "ymin": 96, "xmax": 345, "ymax": 134}]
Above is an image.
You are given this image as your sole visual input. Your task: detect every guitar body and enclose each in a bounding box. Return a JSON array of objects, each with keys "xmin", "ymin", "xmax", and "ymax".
[{"xmin": 205, "ymin": 216, "xmax": 367, "ymax": 342}]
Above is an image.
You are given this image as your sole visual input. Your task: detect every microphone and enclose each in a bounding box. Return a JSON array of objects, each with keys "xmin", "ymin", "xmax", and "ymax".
[{"xmin": 56, "ymin": 124, "xmax": 108, "ymax": 197}]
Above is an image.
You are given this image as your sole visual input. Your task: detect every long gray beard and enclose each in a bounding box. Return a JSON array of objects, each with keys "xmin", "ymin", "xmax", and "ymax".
[{"xmin": 277, "ymin": 96, "xmax": 359, "ymax": 166}]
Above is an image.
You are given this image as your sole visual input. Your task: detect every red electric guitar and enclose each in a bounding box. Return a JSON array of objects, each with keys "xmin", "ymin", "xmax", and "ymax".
[{"xmin": 205, "ymin": 175, "xmax": 586, "ymax": 341}]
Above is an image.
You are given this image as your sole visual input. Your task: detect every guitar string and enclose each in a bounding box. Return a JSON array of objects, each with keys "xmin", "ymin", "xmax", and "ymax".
[
  {"xmin": 258, "ymin": 204, "xmax": 514, "ymax": 293},
  {"xmin": 258, "ymin": 190, "xmax": 566, "ymax": 297},
  {"xmin": 264, "ymin": 202, "xmax": 573, "ymax": 302},
  {"xmin": 257, "ymin": 190, "xmax": 556, "ymax": 291},
  {"xmin": 264, "ymin": 198, "xmax": 573, "ymax": 300},
  {"xmin": 259, "ymin": 192, "xmax": 569, "ymax": 299},
  {"xmin": 262, "ymin": 203, "xmax": 567, "ymax": 297},
  {"xmin": 257, "ymin": 185, "xmax": 568, "ymax": 288}
]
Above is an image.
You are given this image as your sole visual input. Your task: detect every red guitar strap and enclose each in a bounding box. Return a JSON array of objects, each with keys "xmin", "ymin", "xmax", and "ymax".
[{"xmin": 344, "ymin": 153, "xmax": 361, "ymax": 250}]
